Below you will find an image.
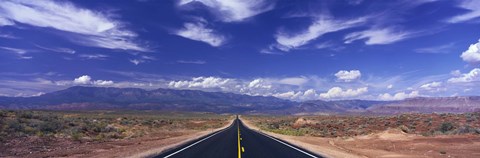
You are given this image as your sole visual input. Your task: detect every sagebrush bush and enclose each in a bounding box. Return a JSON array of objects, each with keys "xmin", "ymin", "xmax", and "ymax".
[
  {"xmin": 0, "ymin": 110, "xmax": 227, "ymax": 142},
  {"xmin": 439, "ymin": 122, "xmax": 454, "ymax": 133}
]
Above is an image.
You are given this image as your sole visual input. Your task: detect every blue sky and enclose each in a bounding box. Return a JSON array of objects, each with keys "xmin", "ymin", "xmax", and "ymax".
[{"xmin": 1, "ymin": 0, "xmax": 480, "ymax": 101}]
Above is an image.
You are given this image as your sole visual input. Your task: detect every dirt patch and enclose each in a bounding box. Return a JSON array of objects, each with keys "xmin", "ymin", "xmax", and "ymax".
[
  {"xmin": 334, "ymin": 134, "xmax": 480, "ymax": 158},
  {"xmin": 356, "ymin": 129, "xmax": 413, "ymax": 141}
]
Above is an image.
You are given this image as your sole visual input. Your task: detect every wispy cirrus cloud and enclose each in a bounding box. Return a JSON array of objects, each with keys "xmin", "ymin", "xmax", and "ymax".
[
  {"xmin": 0, "ymin": 0, "xmax": 148, "ymax": 51},
  {"xmin": 130, "ymin": 59, "xmax": 145, "ymax": 65},
  {"xmin": 0, "ymin": 32, "xmax": 18, "ymax": 39},
  {"xmin": 175, "ymin": 22, "xmax": 226, "ymax": 47},
  {"xmin": 176, "ymin": 0, "xmax": 274, "ymax": 47},
  {"xmin": 35, "ymin": 45, "xmax": 75, "ymax": 54},
  {"xmin": 274, "ymin": 16, "xmax": 366, "ymax": 51},
  {"xmin": 0, "ymin": 46, "xmax": 32, "ymax": 59},
  {"xmin": 0, "ymin": 17, "xmax": 13, "ymax": 26},
  {"xmin": 129, "ymin": 55, "xmax": 156, "ymax": 65},
  {"xmin": 177, "ymin": 60, "xmax": 206, "ymax": 64},
  {"xmin": 344, "ymin": 27, "xmax": 413, "ymax": 45},
  {"xmin": 0, "ymin": 46, "xmax": 27, "ymax": 54},
  {"xmin": 178, "ymin": 0, "xmax": 274, "ymax": 22},
  {"xmin": 78, "ymin": 54, "xmax": 108, "ymax": 60},
  {"xmin": 415, "ymin": 43, "xmax": 455, "ymax": 54},
  {"xmin": 446, "ymin": 0, "xmax": 480, "ymax": 23}
]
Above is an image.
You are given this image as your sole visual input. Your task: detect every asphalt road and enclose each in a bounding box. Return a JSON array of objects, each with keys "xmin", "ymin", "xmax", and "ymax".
[{"xmin": 156, "ymin": 117, "xmax": 323, "ymax": 158}]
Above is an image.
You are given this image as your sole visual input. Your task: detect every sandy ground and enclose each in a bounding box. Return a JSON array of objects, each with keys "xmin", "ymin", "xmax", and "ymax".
[
  {"xmin": 241, "ymin": 117, "xmax": 480, "ymax": 158},
  {"xmin": 3, "ymin": 119, "xmax": 234, "ymax": 158}
]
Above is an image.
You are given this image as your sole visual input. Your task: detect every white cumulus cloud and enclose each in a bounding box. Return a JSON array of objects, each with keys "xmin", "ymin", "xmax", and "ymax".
[
  {"xmin": 303, "ymin": 89, "xmax": 318, "ymax": 99},
  {"xmin": 460, "ymin": 39, "xmax": 480, "ymax": 64},
  {"xmin": 72, "ymin": 75, "xmax": 114, "ymax": 86},
  {"xmin": 93, "ymin": 80, "xmax": 114, "ymax": 86},
  {"xmin": 448, "ymin": 68, "xmax": 480, "ymax": 83},
  {"xmin": 274, "ymin": 89, "xmax": 320, "ymax": 101},
  {"xmin": 247, "ymin": 79, "xmax": 272, "ymax": 89},
  {"xmin": 335, "ymin": 70, "xmax": 361, "ymax": 82},
  {"xmin": 319, "ymin": 87, "xmax": 368, "ymax": 99},
  {"xmin": 168, "ymin": 76, "xmax": 234, "ymax": 90},
  {"xmin": 73, "ymin": 75, "xmax": 92, "ymax": 84},
  {"xmin": 378, "ymin": 91, "xmax": 419, "ymax": 101},
  {"xmin": 420, "ymin": 81, "xmax": 442, "ymax": 90}
]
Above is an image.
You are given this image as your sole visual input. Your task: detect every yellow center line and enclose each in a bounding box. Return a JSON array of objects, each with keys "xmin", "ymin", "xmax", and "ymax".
[{"xmin": 237, "ymin": 119, "xmax": 242, "ymax": 158}]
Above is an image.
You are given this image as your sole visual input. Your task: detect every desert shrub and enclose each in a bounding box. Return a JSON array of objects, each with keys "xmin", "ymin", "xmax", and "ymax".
[
  {"xmin": 268, "ymin": 123, "xmax": 280, "ymax": 129},
  {"xmin": 0, "ymin": 110, "xmax": 7, "ymax": 117},
  {"xmin": 19, "ymin": 111, "xmax": 35, "ymax": 119},
  {"xmin": 6, "ymin": 119, "xmax": 23, "ymax": 133},
  {"xmin": 120, "ymin": 119, "xmax": 133, "ymax": 125},
  {"xmin": 439, "ymin": 122, "xmax": 454, "ymax": 133},
  {"xmin": 107, "ymin": 132, "xmax": 124, "ymax": 139},
  {"xmin": 39, "ymin": 120, "xmax": 62, "ymax": 134},
  {"xmin": 103, "ymin": 124, "xmax": 118, "ymax": 133},
  {"xmin": 421, "ymin": 130, "xmax": 434, "ymax": 136},
  {"xmin": 71, "ymin": 132, "xmax": 82, "ymax": 141},
  {"xmin": 455, "ymin": 125, "xmax": 474, "ymax": 134},
  {"xmin": 465, "ymin": 113, "xmax": 478, "ymax": 123}
]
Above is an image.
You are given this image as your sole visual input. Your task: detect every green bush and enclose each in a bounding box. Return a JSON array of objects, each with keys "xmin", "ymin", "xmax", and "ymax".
[
  {"xmin": 439, "ymin": 122, "xmax": 454, "ymax": 133},
  {"xmin": 39, "ymin": 120, "xmax": 62, "ymax": 134}
]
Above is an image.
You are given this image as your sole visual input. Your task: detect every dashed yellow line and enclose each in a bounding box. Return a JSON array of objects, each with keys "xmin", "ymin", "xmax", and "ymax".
[{"xmin": 237, "ymin": 120, "xmax": 242, "ymax": 158}]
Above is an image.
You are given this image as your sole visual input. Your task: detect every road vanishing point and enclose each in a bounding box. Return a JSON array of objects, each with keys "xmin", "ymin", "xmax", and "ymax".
[{"xmin": 156, "ymin": 116, "xmax": 323, "ymax": 158}]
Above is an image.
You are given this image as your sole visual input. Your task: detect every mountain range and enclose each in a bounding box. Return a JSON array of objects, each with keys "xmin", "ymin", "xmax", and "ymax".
[{"xmin": 0, "ymin": 86, "xmax": 479, "ymax": 114}]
